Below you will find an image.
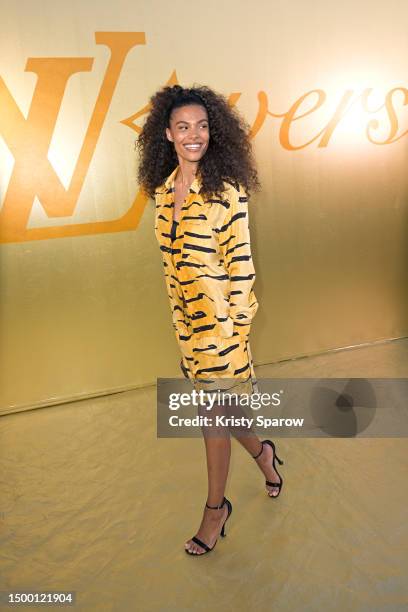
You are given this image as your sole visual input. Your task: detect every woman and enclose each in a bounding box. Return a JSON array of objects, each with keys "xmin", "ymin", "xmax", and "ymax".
[{"xmin": 137, "ymin": 84, "xmax": 284, "ymax": 555}]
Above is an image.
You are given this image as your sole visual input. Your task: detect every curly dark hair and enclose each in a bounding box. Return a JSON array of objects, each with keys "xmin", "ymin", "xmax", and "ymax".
[{"xmin": 136, "ymin": 84, "xmax": 260, "ymax": 200}]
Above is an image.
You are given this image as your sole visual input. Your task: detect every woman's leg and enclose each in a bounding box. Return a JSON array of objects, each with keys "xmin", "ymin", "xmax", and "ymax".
[
  {"xmin": 225, "ymin": 397, "xmax": 282, "ymax": 498},
  {"xmin": 232, "ymin": 431, "xmax": 281, "ymax": 496},
  {"xmin": 185, "ymin": 401, "xmax": 231, "ymax": 554}
]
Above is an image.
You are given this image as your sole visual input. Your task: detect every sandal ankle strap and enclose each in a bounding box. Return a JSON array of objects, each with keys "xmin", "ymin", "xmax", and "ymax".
[
  {"xmin": 252, "ymin": 441, "xmax": 264, "ymax": 459},
  {"xmin": 206, "ymin": 496, "xmax": 226, "ymax": 509}
]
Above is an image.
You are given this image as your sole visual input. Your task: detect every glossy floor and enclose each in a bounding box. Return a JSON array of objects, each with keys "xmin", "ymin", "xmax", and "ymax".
[{"xmin": 1, "ymin": 338, "xmax": 407, "ymax": 611}]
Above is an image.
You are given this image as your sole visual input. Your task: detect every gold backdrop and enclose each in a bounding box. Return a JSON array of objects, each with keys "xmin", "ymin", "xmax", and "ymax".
[{"xmin": 1, "ymin": 0, "xmax": 407, "ymax": 414}]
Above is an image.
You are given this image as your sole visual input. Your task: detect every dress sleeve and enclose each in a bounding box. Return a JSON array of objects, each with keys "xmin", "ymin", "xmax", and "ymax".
[{"xmin": 218, "ymin": 182, "xmax": 259, "ymax": 339}]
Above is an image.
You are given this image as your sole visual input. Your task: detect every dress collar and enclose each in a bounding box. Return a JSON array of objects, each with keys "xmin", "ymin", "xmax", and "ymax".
[{"xmin": 159, "ymin": 165, "xmax": 202, "ymax": 194}]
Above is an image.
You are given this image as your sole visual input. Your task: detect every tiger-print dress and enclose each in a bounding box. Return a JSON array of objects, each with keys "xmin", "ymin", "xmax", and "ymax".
[{"xmin": 154, "ymin": 165, "xmax": 259, "ymax": 398}]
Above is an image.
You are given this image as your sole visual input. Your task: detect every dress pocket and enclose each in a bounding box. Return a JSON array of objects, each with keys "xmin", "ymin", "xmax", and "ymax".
[
  {"xmin": 191, "ymin": 333, "xmax": 243, "ymax": 362},
  {"xmin": 219, "ymin": 315, "xmax": 234, "ymax": 339},
  {"xmin": 180, "ymin": 221, "xmax": 216, "ymax": 260},
  {"xmin": 181, "ymin": 221, "xmax": 213, "ymax": 243},
  {"xmin": 191, "ymin": 316, "xmax": 234, "ymax": 343},
  {"xmin": 191, "ymin": 335, "xmax": 220, "ymax": 356}
]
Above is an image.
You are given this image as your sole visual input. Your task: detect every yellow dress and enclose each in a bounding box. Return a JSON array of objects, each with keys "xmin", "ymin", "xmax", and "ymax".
[{"xmin": 154, "ymin": 165, "xmax": 259, "ymax": 397}]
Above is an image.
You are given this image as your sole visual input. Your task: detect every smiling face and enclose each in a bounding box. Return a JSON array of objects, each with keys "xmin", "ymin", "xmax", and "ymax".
[{"xmin": 165, "ymin": 103, "xmax": 210, "ymax": 164}]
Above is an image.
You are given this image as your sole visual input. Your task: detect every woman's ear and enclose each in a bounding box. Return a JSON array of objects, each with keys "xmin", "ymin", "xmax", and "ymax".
[{"xmin": 165, "ymin": 127, "xmax": 173, "ymax": 142}]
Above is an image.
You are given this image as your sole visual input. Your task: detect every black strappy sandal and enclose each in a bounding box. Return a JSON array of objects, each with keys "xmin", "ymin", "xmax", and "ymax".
[
  {"xmin": 185, "ymin": 496, "xmax": 233, "ymax": 556},
  {"xmin": 252, "ymin": 439, "xmax": 284, "ymax": 498}
]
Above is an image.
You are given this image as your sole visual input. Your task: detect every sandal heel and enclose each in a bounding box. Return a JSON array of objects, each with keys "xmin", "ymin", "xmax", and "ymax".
[
  {"xmin": 253, "ymin": 439, "xmax": 284, "ymax": 499},
  {"xmin": 185, "ymin": 497, "xmax": 232, "ymax": 555}
]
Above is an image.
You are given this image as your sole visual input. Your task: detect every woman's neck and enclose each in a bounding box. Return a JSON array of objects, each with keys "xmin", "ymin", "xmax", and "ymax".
[{"xmin": 176, "ymin": 160, "xmax": 199, "ymax": 188}]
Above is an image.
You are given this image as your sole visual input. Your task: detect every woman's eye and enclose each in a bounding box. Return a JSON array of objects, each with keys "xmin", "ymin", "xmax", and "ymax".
[{"xmin": 177, "ymin": 124, "xmax": 207, "ymax": 130}]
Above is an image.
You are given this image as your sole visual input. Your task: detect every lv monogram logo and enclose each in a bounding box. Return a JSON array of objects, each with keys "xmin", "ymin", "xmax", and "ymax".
[{"xmin": 0, "ymin": 32, "xmax": 146, "ymax": 244}]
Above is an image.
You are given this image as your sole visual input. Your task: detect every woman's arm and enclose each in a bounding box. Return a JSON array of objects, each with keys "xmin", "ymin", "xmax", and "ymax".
[{"xmin": 218, "ymin": 182, "xmax": 259, "ymax": 339}]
